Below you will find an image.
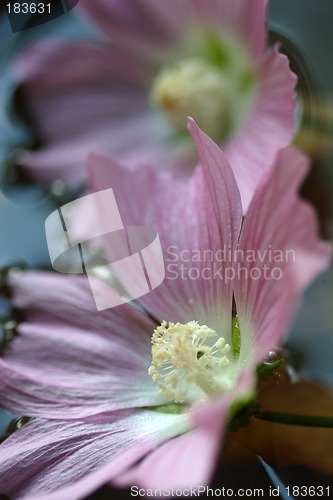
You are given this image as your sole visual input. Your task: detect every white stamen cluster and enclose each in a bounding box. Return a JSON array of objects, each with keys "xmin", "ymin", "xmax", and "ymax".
[
  {"xmin": 150, "ymin": 58, "xmax": 230, "ymax": 142},
  {"xmin": 148, "ymin": 320, "xmax": 231, "ymax": 402}
]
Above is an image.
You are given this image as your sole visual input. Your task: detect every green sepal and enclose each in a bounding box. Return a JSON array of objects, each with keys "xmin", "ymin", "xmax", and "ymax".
[
  {"xmin": 1, "ymin": 416, "xmax": 33, "ymax": 443},
  {"xmin": 239, "ymin": 69, "xmax": 257, "ymax": 93},
  {"xmin": 203, "ymin": 31, "xmax": 230, "ymax": 69},
  {"xmin": 228, "ymin": 400, "xmax": 260, "ymax": 432},
  {"xmin": 0, "ymin": 317, "xmax": 18, "ymax": 355},
  {"xmin": 256, "ymin": 358, "xmax": 284, "ymax": 380},
  {"xmin": 144, "ymin": 403, "xmax": 185, "ymax": 415},
  {"xmin": 255, "ymin": 412, "xmax": 333, "ymax": 428},
  {"xmin": 231, "ymin": 315, "xmax": 241, "ymax": 358}
]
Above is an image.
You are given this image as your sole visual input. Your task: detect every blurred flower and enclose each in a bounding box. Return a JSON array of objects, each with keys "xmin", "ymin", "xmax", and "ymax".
[
  {"xmin": 0, "ymin": 123, "xmax": 330, "ymax": 499},
  {"xmin": 13, "ymin": 0, "xmax": 296, "ymax": 211}
]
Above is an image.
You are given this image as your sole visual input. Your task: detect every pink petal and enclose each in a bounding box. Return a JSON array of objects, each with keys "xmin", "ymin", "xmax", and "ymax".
[
  {"xmin": 115, "ymin": 426, "xmax": 220, "ymax": 490},
  {"xmin": 116, "ymin": 368, "xmax": 255, "ymax": 489},
  {"xmin": 88, "ymin": 121, "xmax": 242, "ymax": 339},
  {"xmin": 0, "ymin": 410, "xmax": 189, "ymax": 500},
  {"xmin": 9, "ymin": 271, "xmax": 150, "ymax": 340},
  {"xmin": 187, "ymin": 118, "xmax": 243, "ymax": 334},
  {"xmin": 13, "ymin": 42, "xmax": 151, "ymax": 183},
  {"xmin": 12, "ymin": 5, "xmax": 293, "ymax": 195},
  {"xmin": 14, "ymin": 41, "xmax": 148, "ymax": 89},
  {"xmin": 79, "ymin": 0, "xmax": 267, "ymax": 62},
  {"xmin": 190, "ymin": 0, "xmax": 268, "ymax": 61},
  {"xmin": 225, "ymin": 45, "xmax": 297, "ymax": 212},
  {"xmin": 2, "ymin": 271, "xmax": 165, "ymax": 419},
  {"xmin": 78, "ymin": 0, "xmax": 190, "ymax": 60},
  {"xmin": 19, "ymin": 124, "xmax": 176, "ymax": 184},
  {"xmin": 234, "ymin": 148, "xmax": 332, "ymax": 364}
]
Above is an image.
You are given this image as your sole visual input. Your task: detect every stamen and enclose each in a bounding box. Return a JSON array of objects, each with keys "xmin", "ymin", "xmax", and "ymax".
[
  {"xmin": 149, "ymin": 320, "xmax": 231, "ymax": 402},
  {"xmin": 151, "ymin": 58, "xmax": 231, "ymax": 142}
]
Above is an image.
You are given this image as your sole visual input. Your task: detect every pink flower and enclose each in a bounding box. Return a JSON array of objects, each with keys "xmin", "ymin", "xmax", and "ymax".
[
  {"xmin": 13, "ymin": 0, "xmax": 296, "ymax": 211},
  {"xmin": 0, "ymin": 123, "xmax": 330, "ymax": 499}
]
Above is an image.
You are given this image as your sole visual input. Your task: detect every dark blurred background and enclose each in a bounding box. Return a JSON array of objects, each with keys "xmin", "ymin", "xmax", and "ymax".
[{"xmin": 0, "ymin": 1, "xmax": 332, "ymax": 498}]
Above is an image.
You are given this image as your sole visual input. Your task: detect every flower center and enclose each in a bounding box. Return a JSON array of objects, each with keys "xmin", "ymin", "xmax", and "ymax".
[
  {"xmin": 150, "ymin": 58, "xmax": 231, "ymax": 143},
  {"xmin": 148, "ymin": 320, "xmax": 231, "ymax": 403}
]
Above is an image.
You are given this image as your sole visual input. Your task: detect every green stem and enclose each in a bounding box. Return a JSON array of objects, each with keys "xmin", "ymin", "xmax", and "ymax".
[{"xmin": 255, "ymin": 411, "xmax": 333, "ymax": 428}]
